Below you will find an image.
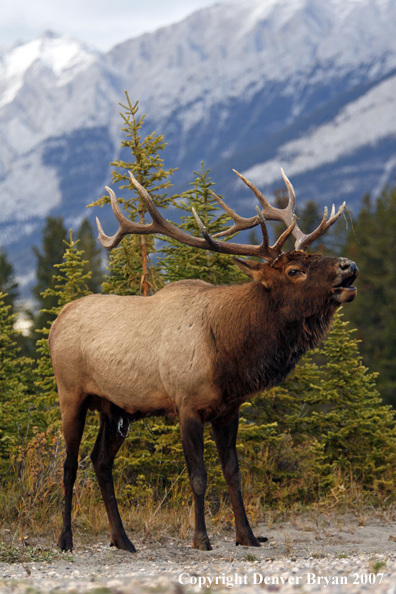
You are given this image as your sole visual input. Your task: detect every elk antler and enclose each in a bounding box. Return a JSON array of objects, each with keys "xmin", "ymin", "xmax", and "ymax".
[
  {"xmin": 96, "ymin": 170, "xmax": 343, "ymax": 260},
  {"xmin": 214, "ymin": 169, "xmax": 346, "ymax": 251}
]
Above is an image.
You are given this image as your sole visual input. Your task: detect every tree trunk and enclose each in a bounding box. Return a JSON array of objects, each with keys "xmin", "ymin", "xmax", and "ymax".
[{"xmin": 139, "ymin": 211, "xmax": 149, "ymax": 297}]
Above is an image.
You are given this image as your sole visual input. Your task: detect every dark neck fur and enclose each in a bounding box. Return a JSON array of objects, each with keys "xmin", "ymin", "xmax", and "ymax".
[{"xmin": 204, "ymin": 281, "xmax": 336, "ymax": 404}]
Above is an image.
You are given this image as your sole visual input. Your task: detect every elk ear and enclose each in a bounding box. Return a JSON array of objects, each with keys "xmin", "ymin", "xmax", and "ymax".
[{"xmin": 232, "ymin": 257, "xmax": 270, "ymax": 286}]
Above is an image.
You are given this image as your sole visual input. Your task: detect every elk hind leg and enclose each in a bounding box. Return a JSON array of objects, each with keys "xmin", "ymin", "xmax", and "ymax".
[
  {"xmin": 212, "ymin": 414, "xmax": 261, "ymax": 547},
  {"xmin": 90, "ymin": 407, "xmax": 135, "ymax": 552},
  {"xmin": 58, "ymin": 399, "xmax": 88, "ymax": 551},
  {"xmin": 179, "ymin": 412, "xmax": 212, "ymax": 551}
]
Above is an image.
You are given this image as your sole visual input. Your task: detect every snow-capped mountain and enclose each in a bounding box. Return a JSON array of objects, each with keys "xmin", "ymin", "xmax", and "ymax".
[{"xmin": 1, "ymin": 0, "xmax": 396, "ymax": 294}]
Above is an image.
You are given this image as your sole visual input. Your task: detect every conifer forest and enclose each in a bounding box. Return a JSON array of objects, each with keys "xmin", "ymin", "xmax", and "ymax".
[{"xmin": 1, "ymin": 93, "xmax": 396, "ymax": 540}]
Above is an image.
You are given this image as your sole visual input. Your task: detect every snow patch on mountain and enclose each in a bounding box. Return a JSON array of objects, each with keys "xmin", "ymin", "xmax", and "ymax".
[
  {"xmin": 0, "ymin": 148, "xmax": 61, "ymax": 225},
  {"xmin": 243, "ymin": 72, "xmax": 396, "ymax": 188},
  {"xmin": 105, "ymin": 0, "xmax": 396, "ymax": 133},
  {"xmin": 0, "ymin": 32, "xmax": 97, "ymax": 109}
]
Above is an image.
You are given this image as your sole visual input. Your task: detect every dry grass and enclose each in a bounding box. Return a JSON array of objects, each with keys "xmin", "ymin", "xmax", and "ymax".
[
  {"xmin": 0, "ymin": 455, "xmax": 250, "ymax": 549},
  {"xmin": 284, "ymin": 533, "xmax": 292, "ymax": 556},
  {"xmin": 1, "ymin": 429, "xmax": 396, "ymax": 550}
]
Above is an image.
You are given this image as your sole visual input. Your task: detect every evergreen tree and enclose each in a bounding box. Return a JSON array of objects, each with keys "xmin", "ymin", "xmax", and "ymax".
[
  {"xmin": 0, "ymin": 248, "xmax": 19, "ymax": 311},
  {"xmin": 33, "ymin": 216, "xmax": 67, "ymax": 330},
  {"xmin": 239, "ymin": 312, "xmax": 396, "ymax": 501},
  {"xmin": 100, "ymin": 234, "xmax": 155, "ymax": 296},
  {"xmin": 341, "ymin": 184, "xmax": 396, "ymax": 405},
  {"xmin": 310, "ymin": 313, "xmax": 396, "ymax": 489},
  {"xmin": 83, "ymin": 94, "xmax": 182, "ymax": 503},
  {"xmin": 0, "ymin": 247, "xmax": 34, "ymax": 357},
  {"xmin": 88, "ymin": 93, "xmax": 176, "ymax": 296},
  {"xmin": 0, "ymin": 293, "xmax": 34, "ymax": 476},
  {"xmin": 160, "ymin": 162, "xmax": 245, "ymax": 285},
  {"xmin": 35, "ymin": 231, "xmax": 92, "ymax": 422},
  {"xmin": 77, "ymin": 218, "xmax": 103, "ymax": 293}
]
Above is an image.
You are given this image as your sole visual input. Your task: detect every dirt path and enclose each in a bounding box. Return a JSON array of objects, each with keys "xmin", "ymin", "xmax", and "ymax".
[{"xmin": 2, "ymin": 513, "xmax": 396, "ymax": 592}]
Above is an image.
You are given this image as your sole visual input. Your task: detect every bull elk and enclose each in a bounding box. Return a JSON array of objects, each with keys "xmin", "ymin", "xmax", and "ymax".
[{"xmin": 50, "ymin": 169, "xmax": 358, "ymax": 553}]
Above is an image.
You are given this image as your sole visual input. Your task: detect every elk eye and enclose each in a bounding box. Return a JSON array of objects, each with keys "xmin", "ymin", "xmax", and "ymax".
[{"xmin": 288, "ymin": 269, "xmax": 303, "ymax": 277}]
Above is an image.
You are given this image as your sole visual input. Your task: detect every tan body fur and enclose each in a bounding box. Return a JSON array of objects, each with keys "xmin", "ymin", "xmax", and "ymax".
[{"xmin": 50, "ymin": 281, "xmax": 222, "ymax": 420}]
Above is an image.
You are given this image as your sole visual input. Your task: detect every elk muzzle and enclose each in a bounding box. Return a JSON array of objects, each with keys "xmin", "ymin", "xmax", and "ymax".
[{"xmin": 332, "ymin": 258, "xmax": 359, "ymax": 303}]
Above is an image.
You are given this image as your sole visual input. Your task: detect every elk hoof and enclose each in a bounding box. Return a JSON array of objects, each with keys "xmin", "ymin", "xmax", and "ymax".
[
  {"xmin": 193, "ymin": 538, "xmax": 212, "ymax": 551},
  {"xmin": 58, "ymin": 530, "xmax": 73, "ymax": 552},
  {"xmin": 110, "ymin": 535, "xmax": 137, "ymax": 553},
  {"xmin": 236, "ymin": 535, "xmax": 261, "ymax": 547}
]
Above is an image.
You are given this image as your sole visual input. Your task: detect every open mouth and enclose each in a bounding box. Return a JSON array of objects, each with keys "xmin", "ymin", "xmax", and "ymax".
[
  {"xmin": 333, "ymin": 271, "xmax": 358, "ymax": 302},
  {"xmin": 333, "ymin": 273, "xmax": 357, "ymax": 293}
]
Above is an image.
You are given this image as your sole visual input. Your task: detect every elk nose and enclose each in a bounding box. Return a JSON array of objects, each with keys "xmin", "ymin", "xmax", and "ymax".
[{"xmin": 338, "ymin": 258, "xmax": 359, "ymax": 276}]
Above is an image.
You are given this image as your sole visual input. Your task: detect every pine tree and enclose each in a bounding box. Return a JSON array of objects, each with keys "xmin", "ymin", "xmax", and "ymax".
[
  {"xmin": 306, "ymin": 312, "xmax": 396, "ymax": 490},
  {"xmin": 100, "ymin": 234, "xmax": 154, "ymax": 296},
  {"xmin": 83, "ymin": 94, "xmax": 183, "ymax": 503},
  {"xmin": 0, "ymin": 249, "xmax": 19, "ymax": 312},
  {"xmin": 341, "ymin": 183, "xmax": 396, "ymax": 405},
  {"xmin": 77, "ymin": 218, "xmax": 103, "ymax": 293},
  {"xmin": 88, "ymin": 93, "xmax": 176, "ymax": 296},
  {"xmin": 35, "ymin": 231, "xmax": 92, "ymax": 423},
  {"xmin": 0, "ymin": 293, "xmax": 34, "ymax": 476},
  {"xmin": 238, "ymin": 311, "xmax": 396, "ymax": 502},
  {"xmin": 0, "ymin": 247, "xmax": 33, "ymax": 358},
  {"xmin": 33, "ymin": 216, "xmax": 67, "ymax": 330},
  {"xmin": 160, "ymin": 162, "xmax": 245, "ymax": 285}
]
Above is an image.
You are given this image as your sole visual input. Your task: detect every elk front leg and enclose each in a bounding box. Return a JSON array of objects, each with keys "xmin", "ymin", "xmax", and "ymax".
[
  {"xmin": 179, "ymin": 413, "xmax": 212, "ymax": 551},
  {"xmin": 212, "ymin": 414, "xmax": 260, "ymax": 547},
  {"xmin": 90, "ymin": 410, "xmax": 136, "ymax": 552}
]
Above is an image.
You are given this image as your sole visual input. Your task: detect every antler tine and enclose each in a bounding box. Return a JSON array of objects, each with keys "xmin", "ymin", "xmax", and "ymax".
[
  {"xmin": 233, "ymin": 169, "xmax": 295, "ymax": 221},
  {"xmin": 278, "ymin": 168, "xmax": 308, "ymax": 250},
  {"xmin": 280, "ymin": 168, "xmax": 296, "ymax": 217},
  {"xmin": 228, "ymin": 167, "xmax": 346, "ymax": 252},
  {"xmin": 295, "ymin": 207, "xmax": 328, "ymax": 251},
  {"xmin": 96, "ymin": 187, "xmax": 122, "ymax": 249},
  {"xmin": 279, "ymin": 169, "xmax": 346, "ymax": 251},
  {"xmin": 297, "ymin": 202, "xmax": 346, "ymax": 251},
  {"xmin": 96, "ymin": 186, "xmax": 158, "ymax": 249},
  {"xmin": 211, "ymin": 169, "xmax": 296, "ymax": 243},
  {"xmin": 234, "ymin": 167, "xmax": 307, "ymax": 253},
  {"xmin": 210, "ymin": 189, "xmax": 258, "ymax": 238},
  {"xmin": 192, "ymin": 208, "xmax": 222, "ymax": 252},
  {"xmin": 272, "ymin": 216, "xmax": 297, "ymax": 253},
  {"xmin": 233, "ymin": 167, "xmax": 303, "ymax": 254},
  {"xmin": 255, "ymin": 206, "xmax": 270, "ymax": 253}
]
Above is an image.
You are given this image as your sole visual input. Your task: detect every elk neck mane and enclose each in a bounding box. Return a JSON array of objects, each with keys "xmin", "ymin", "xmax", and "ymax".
[{"xmin": 200, "ymin": 278, "xmax": 336, "ymax": 403}]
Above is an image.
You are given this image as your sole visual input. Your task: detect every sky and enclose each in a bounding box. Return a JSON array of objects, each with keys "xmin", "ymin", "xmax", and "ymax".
[{"xmin": 0, "ymin": 0, "xmax": 228, "ymax": 52}]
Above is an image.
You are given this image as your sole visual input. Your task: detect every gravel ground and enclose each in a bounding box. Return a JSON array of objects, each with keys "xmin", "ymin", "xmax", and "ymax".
[{"xmin": 2, "ymin": 514, "xmax": 396, "ymax": 593}]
